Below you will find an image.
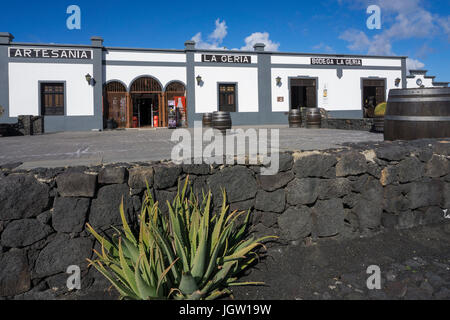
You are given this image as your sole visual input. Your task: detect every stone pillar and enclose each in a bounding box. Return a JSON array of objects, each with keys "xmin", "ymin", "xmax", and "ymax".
[
  {"xmin": 91, "ymin": 37, "xmax": 104, "ymax": 131},
  {"xmin": 0, "ymin": 33, "xmax": 14, "ymax": 124},
  {"xmin": 254, "ymin": 43, "xmax": 273, "ymax": 124},
  {"xmin": 185, "ymin": 40, "xmax": 196, "ymax": 128}
]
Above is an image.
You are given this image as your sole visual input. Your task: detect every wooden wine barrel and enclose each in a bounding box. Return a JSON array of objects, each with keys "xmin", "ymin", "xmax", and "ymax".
[
  {"xmin": 288, "ymin": 109, "xmax": 302, "ymax": 128},
  {"xmin": 384, "ymin": 88, "xmax": 450, "ymax": 141},
  {"xmin": 306, "ymin": 108, "xmax": 321, "ymax": 129},
  {"xmin": 202, "ymin": 113, "xmax": 213, "ymax": 127},
  {"xmin": 373, "ymin": 118, "xmax": 384, "ymax": 133},
  {"xmin": 212, "ymin": 111, "xmax": 232, "ymax": 135}
]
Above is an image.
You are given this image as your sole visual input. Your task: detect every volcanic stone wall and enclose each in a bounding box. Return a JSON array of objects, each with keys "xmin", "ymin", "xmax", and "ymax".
[{"xmin": 0, "ymin": 139, "xmax": 449, "ymax": 300}]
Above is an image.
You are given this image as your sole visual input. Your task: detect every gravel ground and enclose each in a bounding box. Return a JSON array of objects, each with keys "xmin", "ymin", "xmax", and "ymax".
[
  {"xmin": 232, "ymin": 222, "xmax": 450, "ymax": 300},
  {"xmin": 0, "ymin": 126, "xmax": 383, "ymax": 169}
]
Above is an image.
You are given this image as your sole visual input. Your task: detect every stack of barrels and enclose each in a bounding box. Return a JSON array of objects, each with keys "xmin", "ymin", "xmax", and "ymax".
[
  {"xmin": 289, "ymin": 108, "xmax": 322, "ymax": 128},
  {"xmin": 384, "ymin": 87, "xmax": 450, "ymax": 141}
]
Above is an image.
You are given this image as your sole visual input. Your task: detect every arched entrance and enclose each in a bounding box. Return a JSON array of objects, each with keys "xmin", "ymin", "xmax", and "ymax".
[
  {"xmin": 130, "ymin": 76, "xmax": 164, "ymax": 128},
  {"xmin": 165, "ymin": 81, "xmax": 187, "ymax": 127},
  {"xmin": 103, "ymin": 81, "xmax": 128, "ymax": 128}
]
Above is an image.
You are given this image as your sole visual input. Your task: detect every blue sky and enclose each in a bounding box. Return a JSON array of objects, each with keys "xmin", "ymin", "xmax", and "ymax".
[{"xmin": 1, "ymin": 0, "xmax": 449, "ymax": 81}]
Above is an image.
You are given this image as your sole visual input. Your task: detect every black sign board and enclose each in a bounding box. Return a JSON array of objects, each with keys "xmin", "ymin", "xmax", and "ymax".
[
  {"xmin": 202, "ymin": 54, "xmax": 252, "ymax": 64},
  {"xmin": 311, "ymin": 57, "xmax": 362, "ymax": 66},
  {"xmin": 9, "ymin": 48, "xmax": 93, "ymax": 60}
]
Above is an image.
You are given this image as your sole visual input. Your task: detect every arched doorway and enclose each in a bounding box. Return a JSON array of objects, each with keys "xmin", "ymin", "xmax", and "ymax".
[
  {"xmin": 130, "ymin": 76, "xmax": 164, "ymax": 128},
  {"xmin": 165, "ymin": 81, "xmax": 187, "ymax": 127},
  {"xmin": 103, "ymin": 81, "xmax": 128, "ymax": 128}
]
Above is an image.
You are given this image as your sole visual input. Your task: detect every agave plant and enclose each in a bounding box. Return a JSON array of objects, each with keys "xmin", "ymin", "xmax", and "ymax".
[{"xmin": 86, "ymin": 177, "xmax": 276, "ymax": 300}]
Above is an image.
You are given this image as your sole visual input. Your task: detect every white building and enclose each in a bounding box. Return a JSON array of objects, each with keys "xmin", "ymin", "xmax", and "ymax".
[
  {"xmin": 0, "ymin": 33, "xmax": 415, "ymax": 132},
  {"xmin": 406, "ymin": 69, "xmax": 449, "ymax": 89}
]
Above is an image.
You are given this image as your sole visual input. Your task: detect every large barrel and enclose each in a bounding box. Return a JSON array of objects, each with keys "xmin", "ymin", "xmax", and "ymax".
[
  {"xmin": 212, "ymin": 111, "xmax": 232, "ymax": 135},
  {"xmin": 288, "ymin": 109, "xmax": 302, "ymax": 128},
  {"xmin": 202, "ymin": 113, "xmax": 213, "ymax": 127},
  {"xmin": 384, "ymin": 88, "xmax": 450, "ymax": 141},
  {"xmin": 306, "ymin": 108, "xmax": 321, "ymax": 129}
]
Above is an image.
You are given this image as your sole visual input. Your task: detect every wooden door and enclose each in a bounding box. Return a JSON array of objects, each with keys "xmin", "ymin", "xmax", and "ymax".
[
  {"xmin": 306, "ymin": 86, "xmax": 317, "ymax": 108},
  {"xmin": 106, "ymin": 92, "xmax": 127, "ymax": 128}
]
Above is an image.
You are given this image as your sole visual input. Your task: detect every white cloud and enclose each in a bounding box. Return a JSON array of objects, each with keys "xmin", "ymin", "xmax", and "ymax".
[
  {"xmin": 191, "ymin": 19, "xmax": 228, "ymax": 49},
  {"xmin": 209, "ymin": 19, "xmax": 228, "ymax": 43},
  {"xmin": 191, "ymin": 20, "xmax": 280, "ymax": 51},
  {"xmin": 337, "ymin": 0, "xmax": 450, "ymax": 71},
  {"xmin": 406, "ymin": 58, "xmax": 425, "ymax": 73},
  {"xmin": 240, "ymin": 32, "xmax": 280, "ymax": 51},
  {"xmin": 312, "ymin": 43, "xmax": 335, "ymax": 53}
]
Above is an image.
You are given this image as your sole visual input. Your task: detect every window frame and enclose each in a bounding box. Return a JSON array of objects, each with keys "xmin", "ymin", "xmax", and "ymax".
[
  {"xmin": 217, "ymin": 82, "xmax": 238, "ymax": 112},
  {"xmin": 39, "ymin": 81, "xmax": 66, "ymax": 116}
]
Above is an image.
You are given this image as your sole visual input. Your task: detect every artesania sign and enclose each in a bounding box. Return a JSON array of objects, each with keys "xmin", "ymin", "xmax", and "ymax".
[
  {"xmin": 202, "ymin": 54, "xmax": 252, "ymax": 64},
  {"xmin": 311, "ymin": 57, "xmax": 362, "ymax": 66},
  {"xmin": 9, "ymin": 48, "xmax": 93, "ymax": 60}
]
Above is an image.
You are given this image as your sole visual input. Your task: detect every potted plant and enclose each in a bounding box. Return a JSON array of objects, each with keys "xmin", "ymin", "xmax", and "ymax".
[{"xmin": 373, "ymin": 102, "xmax": 387, "ymax": 133}]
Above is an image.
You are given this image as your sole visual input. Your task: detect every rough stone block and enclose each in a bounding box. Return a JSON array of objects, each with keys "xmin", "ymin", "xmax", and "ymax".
[
  {"xmin": 182, "ymin": 164, "xmax": 210, "ymax": 175},
  {"xmin": 128, "ymin": 167, "xmax": 154, "ymax": 190},
  {"xmin": 52, "ymin": 197, "xmax": 90, "ymax": 233},
  {"xmin": 255, "ymin": 189, "xmax": 286, "ymax": 213},
  {"xmin": 336, "ymin": 152, "xmax": 367, "ymax": 177},
  {"xmin": 1, "ymin": 219, "xmax": 53, "ymax": 248},
  {"xmin": 35, "ymin": 235, "xmax": 93, "ymax": 277},
  {"xmin": 278, "ymin": 206, "xmax": 312, "ymax": 241},
  {"xmin": 256, "ymin": 170, "xmax": 294, "ymax": 192},
  {"xmin": 293, "ymin": 153, "xmax": 337, "ymax": 178},
  {"xmin": 207, "ymin": 166, "xmax": 257, "ymax": 205},
  {"xmin": 56, "ymin": 173, "xmax": 97, "ymax": 198},
  {"xmin": 0, "ymin": 250, "xmax": 30, "ymax": 297},
  {"xmin": 318, "ymin": 178, "xmax": 352, "ymax": 200},
  {"xmin": 278, "ymin": 153, "xmax": 294, "ymax": 172},
  {"xmin": 313, "ymin": 198, "xmax": 345, "ymax": 237},
  {"xmin": 154, "ymin": 165, "xmax": 182, "ymax": 189},
  {"xmin": 397, "ymin": 157, "xmax": 424, "ymax": 182},
  {"xmin": 425, "ymin": 155, "xmax": 449, "ymax": 178},
  {"xmin": 286, "ymin": 178, "xmax": 320, "ymax": 206},
  {"xmin": 0, "ymin": 174, "xmax": 49, "ymax": 220},
  {"xmin": 89, "ymin": 184, "xmax": 133, "ymax": 229},
  {"xmin": 98, "ymin": 167, "xmax": 127, "ymax": 184}
]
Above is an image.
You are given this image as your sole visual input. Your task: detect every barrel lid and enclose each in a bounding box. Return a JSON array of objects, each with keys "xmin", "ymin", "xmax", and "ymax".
[{"xmin": 389, "ymin": 87, "xmax": 450, "ymax": 97}]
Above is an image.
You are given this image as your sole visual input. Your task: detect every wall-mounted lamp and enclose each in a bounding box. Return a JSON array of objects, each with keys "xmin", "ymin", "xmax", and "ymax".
[
  {"xmin": 395, "ymin": 78, "xmax": 401, "ymax": 87},
  {"xmin": 85, "ymin": 73, "xmax": 95, "ymax": 86},
  {"xmin": 196, "ymin": 75, "xmax": 202, "ymax": 86},
  {"xmin": 276, "ymin": 76, "xmax": 282, "ymax": 86}
]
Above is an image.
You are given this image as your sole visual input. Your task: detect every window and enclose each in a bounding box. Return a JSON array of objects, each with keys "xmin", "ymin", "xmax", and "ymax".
[
  {"xmin": 218, "ymin": 84, "xmax": 236, "ymax": 112},
  {"xmin": 41, "ymin": 83, "xmax": 65, "ymax": 116}
]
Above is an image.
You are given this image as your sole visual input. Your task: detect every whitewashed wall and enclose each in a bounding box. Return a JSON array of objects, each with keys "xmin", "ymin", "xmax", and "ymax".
[
  {"xmin": 407, "ymin": 75, "xmax": 434, "ymax": 88},
  {"xmin": 271, "ymin": 68, "xmax": 402, "ymax": 112},
  {"xmin": 194, "ymin": 66, "xmax": 259, "ymax": 113},
  {"xmin": 104, "ymin": 50, "xmax": 186, "ymax": 63},
  {"xmin": 104, "ymin": 65, "xmax": 187, "ymax": 90},
  {"xmin": 270, "ymin": 55, "xmax": 403, "ymax": 112},
  {"xmin": 8, "ymin": 63, "xmax": 94, "ymax": 117}
]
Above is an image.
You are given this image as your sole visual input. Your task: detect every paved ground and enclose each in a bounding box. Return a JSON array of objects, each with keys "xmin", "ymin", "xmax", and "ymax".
[
  {"xmin": 0, "ymin": 126, "xmax": 383, "ymax": 169},
  {"xmin": 232, "ymin": 222, "xmax": 450, "ymax": 300}
]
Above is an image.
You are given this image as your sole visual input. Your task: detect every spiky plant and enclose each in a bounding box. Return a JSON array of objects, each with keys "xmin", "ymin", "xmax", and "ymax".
[{"xmin": 86, "ymin": 177, "xmax": 276, "ymax": 300}]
